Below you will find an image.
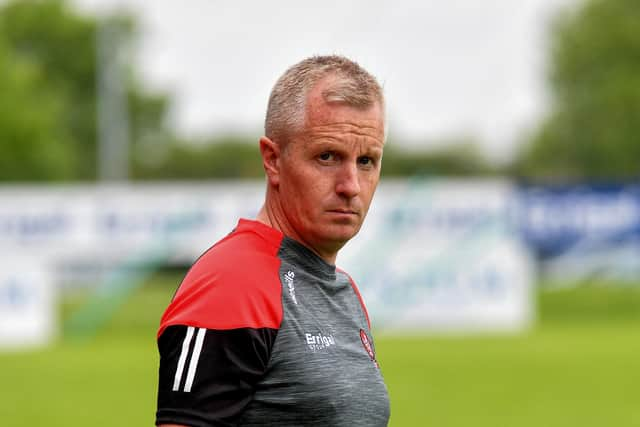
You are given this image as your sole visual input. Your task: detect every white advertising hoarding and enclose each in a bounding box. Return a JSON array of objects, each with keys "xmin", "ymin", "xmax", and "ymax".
[
  {"xmin": 0, "ymin": 180, "xmax": 534, "ymax": 336},
  {"xmin": 0, "ymin": 258, "xmax": 56, "ymax": 349},
  {"xmin": 340, "ymin": 179, "xmax": 534, "ymax": 332}
]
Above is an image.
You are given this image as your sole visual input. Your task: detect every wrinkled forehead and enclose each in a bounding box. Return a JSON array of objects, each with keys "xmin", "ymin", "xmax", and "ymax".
[
  {"xmin": 303, "ymin": 101, "xmax": 385, "ymax": 142},
  {"xmin": 283, "ymin": 107, "xmax": 385, "ymax": 156}
]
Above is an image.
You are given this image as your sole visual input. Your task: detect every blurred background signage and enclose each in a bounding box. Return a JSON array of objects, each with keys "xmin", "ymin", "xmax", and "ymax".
[
  {"xmin": 0, "ymin": 258, "xmax": 54, "ymax": 349},
  {"xmin": 0, "ymin": 180, "xmax": 534, "ymax": 344},
  {"xmin": 517, "ymin": 185, "xmax": 640, "ymax": 282},
  {"xmin": 3, "ymin": 181, "xmax": 640, "ymax": 348}
]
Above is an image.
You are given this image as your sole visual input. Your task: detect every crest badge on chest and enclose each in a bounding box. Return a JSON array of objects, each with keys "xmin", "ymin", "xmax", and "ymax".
[{"xmin": 360, "ymin": 329, "xmax": 380, "ymax": 368}]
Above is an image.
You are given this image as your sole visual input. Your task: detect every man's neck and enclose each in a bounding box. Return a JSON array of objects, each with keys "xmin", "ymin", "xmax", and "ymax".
[{"xmin": 255, "ymin": 205, "xmax": 338, "ymax": 265}]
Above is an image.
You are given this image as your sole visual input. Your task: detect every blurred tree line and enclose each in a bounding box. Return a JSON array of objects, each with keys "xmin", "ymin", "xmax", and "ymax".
[
  {"xmin": 513, "ymin": 0, "xmax": 640, "ymax": 181},
  {"xmin": 0, "ymin": 0, "xmax": 171, "ymax": 181},
  {"xmin": 132, "ymin": 136, "xmax": 496, "ymax": 180},
  {"xmin": 0, "ymin": 0, "xmax": 494, "ymax": 181},
  {"xmin": 0, "ymin": 0, "xmax": 638, "ymax": 182}
]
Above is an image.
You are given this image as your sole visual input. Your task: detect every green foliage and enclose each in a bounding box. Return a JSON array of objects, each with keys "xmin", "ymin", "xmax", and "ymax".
[
  {"xmin": 381, "ymin": 140, "xmax": 494, "ymax": 177},
  {"xmin": 1, "ymin": 0, "xmax": 96, "ymax": 178},
  {"xmin": 131, "ymin": 136, "xmax": 264, "ymax": 180},
  {"xmin": 0, "ymin": 39, "xmax": 73, "ymax": 180},
  {"xmin": 0, "ymin": 0, "xmax": 170, "ymax": 181},
  {"xmin": 515, "ymin": 0, "xmax": 640, "ymax": 181}
]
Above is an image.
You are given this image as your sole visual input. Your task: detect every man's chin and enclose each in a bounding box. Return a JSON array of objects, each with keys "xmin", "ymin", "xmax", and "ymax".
[
  {"xmin": 304, "ymin": 221, "xmax": 361, "ymax": 251},
  {"xmin": 325, "ymin": 224, "xmax": 360, "ymax": 245}
]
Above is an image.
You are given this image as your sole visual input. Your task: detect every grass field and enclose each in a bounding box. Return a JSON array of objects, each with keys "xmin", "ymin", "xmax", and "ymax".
[{"xmin": 2, "ymin": 275, "xmax": 640, "ymax": 426}]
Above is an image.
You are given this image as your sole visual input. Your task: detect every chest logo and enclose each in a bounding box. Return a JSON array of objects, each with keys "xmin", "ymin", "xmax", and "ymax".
[
  {"xmin": 305, "ymin": 332, "xmax": 335, "ymax": 352},
  {"xmin": 360, "ymin": 329, "xmax": 380, "ymax": 368},
  {"xmin": 284, "ymin": 270, "xmax": 297, "ymax": 304}
]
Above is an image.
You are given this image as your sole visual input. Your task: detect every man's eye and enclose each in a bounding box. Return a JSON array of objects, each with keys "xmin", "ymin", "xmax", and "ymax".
[
  {"xmin": 358, "ymin": 156, "xmax": 373, "ymax": 166},
  {"xmin": 319, "ymin": 152, "xmax": 334, "ymax": 161}
]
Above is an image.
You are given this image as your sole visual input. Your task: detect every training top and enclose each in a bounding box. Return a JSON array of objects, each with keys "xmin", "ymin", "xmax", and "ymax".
[{"xmin": 156, "ymin": 218, "xmax": 390, "ymax": 426}]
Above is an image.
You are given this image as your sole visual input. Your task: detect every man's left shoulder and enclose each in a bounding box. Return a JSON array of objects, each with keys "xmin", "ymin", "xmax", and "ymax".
[{"xmin": 157, "ymin": 229, "xmax": 285, "ymax": 337}]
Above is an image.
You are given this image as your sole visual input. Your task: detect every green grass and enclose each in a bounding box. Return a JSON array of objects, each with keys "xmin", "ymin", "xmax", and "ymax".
[
  {"xmin": 1, "ymin": 276, "xmax": 640, "ymax": 426},
  {"xmin": 383, "ymin": 285, "xmax": 640, "ymax": 426}
]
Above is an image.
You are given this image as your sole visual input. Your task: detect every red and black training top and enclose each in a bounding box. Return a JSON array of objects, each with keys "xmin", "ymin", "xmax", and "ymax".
[{"xmin": 156, "ymin": 219, "xmax": 389, "ymax": 427}]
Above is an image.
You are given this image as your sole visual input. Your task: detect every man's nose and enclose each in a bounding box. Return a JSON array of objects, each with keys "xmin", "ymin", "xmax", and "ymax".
[{"xmin": 335, "ymin": 162, "xmax": 361, "ymax": 198}]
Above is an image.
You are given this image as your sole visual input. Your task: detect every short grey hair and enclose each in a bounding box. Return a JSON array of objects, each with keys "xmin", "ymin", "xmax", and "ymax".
[{"xmin": 264, "ymin": 55, "xmax": 384, "ymax": 144}]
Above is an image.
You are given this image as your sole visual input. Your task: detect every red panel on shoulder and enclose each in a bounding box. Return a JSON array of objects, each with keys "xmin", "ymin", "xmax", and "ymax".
[{"xmin": 158, "ymin": 220, "xmax": 284, "ymax": 337}]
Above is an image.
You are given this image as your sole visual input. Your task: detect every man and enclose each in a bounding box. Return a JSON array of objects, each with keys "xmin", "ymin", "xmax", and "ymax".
[{"xmin": 156, "ymin": 55, "xmax": 390, "ymax": 426}]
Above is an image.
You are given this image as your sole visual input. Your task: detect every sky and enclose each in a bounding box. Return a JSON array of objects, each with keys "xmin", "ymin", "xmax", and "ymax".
[{"xmin": 72, "ymin": 0, "xmax": 580, "ymax": 163}]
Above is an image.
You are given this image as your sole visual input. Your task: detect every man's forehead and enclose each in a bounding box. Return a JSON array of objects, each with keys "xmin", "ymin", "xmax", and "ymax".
[
  {"xmin": 304, "ymin": 92, "xmax": 384, "ymax": 130},
  {"xmin": 303, "ymin": 110, "xmax": 384, "ymax": 144},
  {"xmin": 302, "ymin": 121, "xmax": 385, "ymax": 142}
]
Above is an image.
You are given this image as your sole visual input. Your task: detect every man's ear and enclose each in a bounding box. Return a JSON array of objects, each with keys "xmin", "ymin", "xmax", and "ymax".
[{"xmin": 260, "ymin": 136, "xmax": 280, "ymax": 187}]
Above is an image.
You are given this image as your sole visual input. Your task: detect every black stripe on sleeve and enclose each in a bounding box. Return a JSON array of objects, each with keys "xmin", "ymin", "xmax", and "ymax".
[{"xmin": 156, "ymin": 325, "xmax": 277, "ymax": 427}]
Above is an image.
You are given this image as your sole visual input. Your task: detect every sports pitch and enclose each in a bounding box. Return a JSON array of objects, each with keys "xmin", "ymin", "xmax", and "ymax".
[{"xmin": 2, "ymin": 277, "xmax": 639, "ymax": 426}]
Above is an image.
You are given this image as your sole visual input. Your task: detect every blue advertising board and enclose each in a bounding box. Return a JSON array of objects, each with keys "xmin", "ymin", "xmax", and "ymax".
[{"xmin": 516, "ymin": 184, "xmax": 640, "ymax": 281}]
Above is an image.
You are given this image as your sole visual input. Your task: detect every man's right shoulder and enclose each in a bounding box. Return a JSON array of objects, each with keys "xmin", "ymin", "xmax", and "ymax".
[{"xmin": 158, "ymin": 226, "xmax": 285, "ymax": 337}]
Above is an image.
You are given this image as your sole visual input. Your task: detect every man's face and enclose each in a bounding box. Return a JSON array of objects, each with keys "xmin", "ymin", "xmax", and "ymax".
[{"xmin": 275, "ymin": 86, "xmax": 385, "ymax": 260}]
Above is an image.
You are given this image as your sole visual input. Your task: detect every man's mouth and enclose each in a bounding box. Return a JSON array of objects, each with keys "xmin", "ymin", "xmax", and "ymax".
[{"xmin": 327, "ymin": 208, "xmax": 359, "ymax": 216}]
